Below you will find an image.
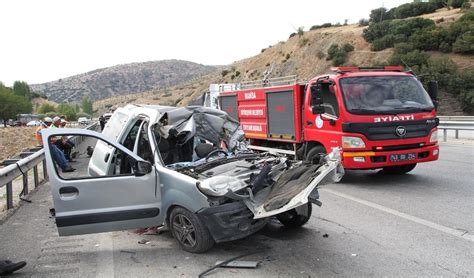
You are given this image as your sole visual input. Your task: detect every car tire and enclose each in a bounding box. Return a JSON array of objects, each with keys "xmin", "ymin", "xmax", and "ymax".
[
  {"xmin": 276, "ymin": 203, "xmax": 312, "ymax": 227},
  {"xmin": 382, "ymin": 163, "xmax": 417, "ymax": 174},
  {"xmin": 169, "ymin": 207, "xmax": 214, "ymax": 253},
  {"xmin": 305, "ymin": 145, "xmax": 326, "ymax": 163}
]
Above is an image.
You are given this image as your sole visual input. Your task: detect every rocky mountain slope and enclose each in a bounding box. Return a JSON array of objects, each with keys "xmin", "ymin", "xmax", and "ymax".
[{"xmin": 30, "ymin": 60, "xmax": 217, "ymax": 103}]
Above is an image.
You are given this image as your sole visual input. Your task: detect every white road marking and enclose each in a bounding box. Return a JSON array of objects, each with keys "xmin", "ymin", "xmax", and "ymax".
[
  {"xmin": 321, "ymin": 188, "xmax": 474, "ymax": 243},
  {"xmin": 96, "ymin": 233, "xmax": 115, "ymax": 277}
]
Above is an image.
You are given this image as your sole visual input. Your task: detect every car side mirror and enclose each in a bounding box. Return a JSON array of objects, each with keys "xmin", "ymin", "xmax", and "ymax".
[
  {"xmin": 134, "ymin": 160, "xmax": 153, "ymax": 176},
  {"xmin": 427, "ymin": 80, "xmax": 439, "ymax": 110}
]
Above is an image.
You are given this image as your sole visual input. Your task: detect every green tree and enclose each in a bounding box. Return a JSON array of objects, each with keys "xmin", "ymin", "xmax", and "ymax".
[
  {"xmin": 0, "ymin": 85, "xmax": 32, "ymax": 126},
  {"xmin": 38, "ymin": 103, "xmax": 56, "ymax": 113},
  {"xmin": 369, "ymin": 7, "xmax": 390, "ymax": 23},
  {"xmin": 13, "ymin": 81, "xmax": 32, "ymax": 100},
  {"xmin": 81, "ymin": 96, "xmax": 93, "ymax": 115},
  {"xmin": 57, "ymin": 103, "xmax": 77, "ymax": 121}
]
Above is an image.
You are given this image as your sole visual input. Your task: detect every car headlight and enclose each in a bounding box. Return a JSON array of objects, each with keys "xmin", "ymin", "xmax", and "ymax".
[
  {"xmin": 430, "ymin": 130, "xmax": 438, "ymax": 143},
  {"xmin": 342, "ymin": 136, "xmax": 366, "ymax": 148},
  {"xmin": 198, "ymin": 176, "xmax": 247, "ymax": 196}
]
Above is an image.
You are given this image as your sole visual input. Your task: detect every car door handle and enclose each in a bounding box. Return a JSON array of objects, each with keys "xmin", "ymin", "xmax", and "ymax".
[
  {"xmin": 104, "ymin": 153, "xmax": 110, "ymax": 163},
  {"xmin": 59, "ymin": 186, "xmax": 79, "ymax": 200},
  {"xmin": 306, "ymin": 121, "xmax": 313, "ymax": 126}
]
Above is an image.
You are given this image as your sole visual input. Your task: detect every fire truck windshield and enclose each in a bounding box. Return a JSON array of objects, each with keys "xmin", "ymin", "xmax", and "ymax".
[{"xmin": 339, "ymin": 76, "xmax": 434, "ymax": 115}]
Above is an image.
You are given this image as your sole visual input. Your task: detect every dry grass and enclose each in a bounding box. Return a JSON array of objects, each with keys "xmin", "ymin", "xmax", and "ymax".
[{"xmin": 0, "ymin": 127, "xmax": 38, "ymax": 163}]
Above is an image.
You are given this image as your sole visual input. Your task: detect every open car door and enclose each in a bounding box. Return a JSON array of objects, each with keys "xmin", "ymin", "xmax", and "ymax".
[{"xmin": 42, "ymin": 128, "xmax": 162, "ymax": 236}]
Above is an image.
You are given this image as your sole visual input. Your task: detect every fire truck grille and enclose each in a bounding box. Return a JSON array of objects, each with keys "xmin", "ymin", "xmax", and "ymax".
[{"xmin": 342, "ymin": 118, "xmax": 439, "ymax": 141}]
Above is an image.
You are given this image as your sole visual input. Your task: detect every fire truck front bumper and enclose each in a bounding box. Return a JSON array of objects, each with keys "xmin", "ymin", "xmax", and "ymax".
[{"xmin": 342, "ymin": 144, "xmax": 439, "ymax": 170}]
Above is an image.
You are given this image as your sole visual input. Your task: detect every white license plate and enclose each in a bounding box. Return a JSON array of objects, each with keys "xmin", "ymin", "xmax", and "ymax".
[{"xmin": 389, "ymin": 153, "xmax": 416, "ymax": 162}]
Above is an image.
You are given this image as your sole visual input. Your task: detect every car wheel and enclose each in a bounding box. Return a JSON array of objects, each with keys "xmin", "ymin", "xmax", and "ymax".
[
  {"xmin": 382, "ymin": 163, "xmax": 417, "ymax": 174},
  {"xmin": 276, "ymin": 203, "xmax": 312, "ymax": 227},
  {"xmin": 169, "ymin": 207, "xmax": 214, "ymax": 253},
  {"xmin": 305, "ymin": 145, "xmax": 326, "ymax": 163}
]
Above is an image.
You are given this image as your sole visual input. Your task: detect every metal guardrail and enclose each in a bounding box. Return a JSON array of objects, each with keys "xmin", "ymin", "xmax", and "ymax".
[
  {"xmin": 438, "ymin": 120, "xmax": 474, "ymax": 142},
  {"xmin": 438, "ymin": 116, "xmax": 474, "ymax": 122},
  {"xmin": 0, "ymin": 122, "xmax": 99, "ymax": 211}
]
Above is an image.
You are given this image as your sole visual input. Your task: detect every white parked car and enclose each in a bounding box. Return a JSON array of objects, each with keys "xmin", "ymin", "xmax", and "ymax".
[
  {"xmin": 26, "ymin": 120, "xmax": 42, "ymax": 126},
  {"xmin": 77, "ymin": 117, "xmax": 91, "ymax": 125}
]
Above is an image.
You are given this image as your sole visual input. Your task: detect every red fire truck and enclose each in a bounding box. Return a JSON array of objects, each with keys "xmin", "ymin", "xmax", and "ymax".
[{"xmin": 217, "ymin": 66, "xmax": 439, "ymax": 174}]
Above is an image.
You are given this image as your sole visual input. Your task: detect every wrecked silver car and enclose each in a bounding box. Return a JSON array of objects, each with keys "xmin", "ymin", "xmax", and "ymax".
[{"xmin": 42, "ymin": 105, "xmax": 343, "ymax": 253}]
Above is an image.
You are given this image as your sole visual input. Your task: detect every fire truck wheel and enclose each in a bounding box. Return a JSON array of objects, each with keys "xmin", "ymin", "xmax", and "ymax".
[
  {"xmin": 382, "ymin": 163, "xmax": 417, "ymax": 174},
  {"xmin": 305, "ymin": 146, "xmax": 326, "ymax": 164},
  {"xmin": 276, "ymin": 203, "xmax": 312, "ymax": 227}
]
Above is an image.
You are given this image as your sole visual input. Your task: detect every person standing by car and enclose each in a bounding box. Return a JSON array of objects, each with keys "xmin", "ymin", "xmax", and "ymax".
[
  {"xmin": 35, "ymin": 117, "xmax": 52, "ymax": 146},
  {"xmin": 99, "ymin": 115, "xmax": 105, "ymax": 131}
]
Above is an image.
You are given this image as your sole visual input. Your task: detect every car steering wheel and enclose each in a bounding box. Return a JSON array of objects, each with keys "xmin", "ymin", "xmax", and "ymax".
[{"xmin": 205, "ymin": 150, "xmax": 228, "ymax": 161}]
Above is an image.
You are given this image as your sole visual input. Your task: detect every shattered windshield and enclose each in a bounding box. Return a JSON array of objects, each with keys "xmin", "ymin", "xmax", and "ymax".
[{"xmin": 339, "ymin": 76, "xmax": 434, "ymax": 115}]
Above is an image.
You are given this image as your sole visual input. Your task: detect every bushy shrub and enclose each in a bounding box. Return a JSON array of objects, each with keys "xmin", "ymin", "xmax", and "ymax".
[
  {"xmin": 421, "ymin": 57, "xmax": 458, "ymax": 87},
  {"xmin": 446, "ymin": 69, "xmax": 474, "ymax": 112},
  {"xmin": 448, "ymin": 0, "xmax": 469, "ymax": 8},
  {"xmin": 393, "ymin": 42, "xmax": 414, "ymax": 54},
  {"xmin": 390, "ymin": 2, "xmax": 439, "ymax": 19},
  {"xmin": 333, "ymin": 55, "xmax": 346, "ymax": 66},
  {"xmin": 388, "ymin": 50, "xmax": 430, "ymax": 67},
  {"xmin": 310, "ymin": 23, "xmax": 333, "ymax": 30},
  {"xmin": 327, "ymin": 44, "xmax": 339, "ymax": 60},
  {"xmin": 371, "ymin": 35, "xmax": 396, "ymax": 51},
  {"xmin": 452, "ymin": 32, "xmax": 474, "ymax": 53},
  {"xmin": 363, "ymin": 16, "xmax": 460, "ymax": 52},
  {"xmin": 342, "ymin": 43, "xmax": 355, "ymax": 52},
  {"xmin": 326, "ymin": 43, "xmax": 354, "ymax": 66},
  {"xmin": 439, "ymin": 42, "xmax": 452, "ymax": 53},
  {"xmin": 409, "ymin": 27, "xmax": 442, "ymax": 51},
  {"xmin": 221, "ymin": 70, "xmax": 229, "ymax": 77}
]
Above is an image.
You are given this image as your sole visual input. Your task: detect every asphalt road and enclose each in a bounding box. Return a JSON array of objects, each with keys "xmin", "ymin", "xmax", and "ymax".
[{"xmin": 1, "ymin": 141, "xmax": 473, "ymax": 277}]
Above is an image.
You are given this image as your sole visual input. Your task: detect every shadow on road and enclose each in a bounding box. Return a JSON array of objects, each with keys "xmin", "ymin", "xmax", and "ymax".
[{"xmin": 337, "ymin": 169, "xmax": 429, "ymax": 189}]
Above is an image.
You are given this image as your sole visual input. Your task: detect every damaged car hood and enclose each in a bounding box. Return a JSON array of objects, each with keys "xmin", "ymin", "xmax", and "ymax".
[{"xmin": 177, "ymin": 148, "xmax": 343, "ymax": 219}]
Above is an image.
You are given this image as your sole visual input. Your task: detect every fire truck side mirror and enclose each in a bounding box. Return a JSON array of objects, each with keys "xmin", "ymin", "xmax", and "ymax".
[
  {"xmin": 427, "ymin": 80, "xmax": 438, "ymax": 101},
  {"xmin": 311, "ymin": 85, "xmax": 324, "ymax": 114},
  {"xmin": 427, "ymin": 80, "xmax": 439, "ymax": 110}
]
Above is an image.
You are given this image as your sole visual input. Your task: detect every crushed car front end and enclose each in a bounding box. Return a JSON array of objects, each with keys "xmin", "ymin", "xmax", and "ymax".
[{"xmin": 150, "ymin": 105, "xmax": 344, "ymax": 248}]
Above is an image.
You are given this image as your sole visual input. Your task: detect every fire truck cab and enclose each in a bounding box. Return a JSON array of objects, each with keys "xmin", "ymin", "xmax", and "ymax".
[{"xmin": 217, "ymin": 67, "xmax": 439, "ymax": 174}]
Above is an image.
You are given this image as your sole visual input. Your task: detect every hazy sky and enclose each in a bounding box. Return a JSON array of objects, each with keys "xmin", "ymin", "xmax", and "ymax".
[{"xmin": 0, "ymin": 0, "xmax": 411, "ymax": 86}]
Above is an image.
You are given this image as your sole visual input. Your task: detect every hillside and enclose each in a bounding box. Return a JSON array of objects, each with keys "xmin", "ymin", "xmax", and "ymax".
[
  {"xmin": 30, "ymin": 60, "xmax": 217, "ymax": 103},
  {"xmin": 94, "ymin": 7, "xmax": 473, "ymax": 116}
]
